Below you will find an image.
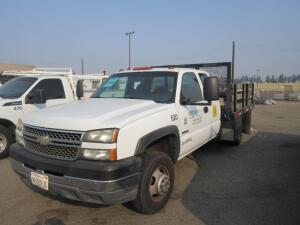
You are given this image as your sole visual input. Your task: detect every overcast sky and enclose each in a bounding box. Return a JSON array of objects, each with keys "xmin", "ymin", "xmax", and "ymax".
[{"xmin": 0, "ymin": 0, "xmax": 299, "ymax": 76}]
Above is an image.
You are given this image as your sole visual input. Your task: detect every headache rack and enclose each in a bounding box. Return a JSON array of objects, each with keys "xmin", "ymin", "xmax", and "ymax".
[{"xmin": 0, "ymin": 68, "xmax": 74, "ymax": 84}]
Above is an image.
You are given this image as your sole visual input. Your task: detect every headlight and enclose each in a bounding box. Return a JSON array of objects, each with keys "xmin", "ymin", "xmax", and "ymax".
[
  {"xmin": 82, "ymin": 149, "xmax": 117, "ymax": 161},
  {"xmin": 16, "ymin": 119, "xmax": 24, "ymax": 132},
  {"xmin": 83, "ymin": 129, "xmax": 119, "ymax": 143}
]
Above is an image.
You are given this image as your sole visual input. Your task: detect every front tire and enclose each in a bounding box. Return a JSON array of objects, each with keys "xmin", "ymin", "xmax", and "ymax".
[
  {"xmin": 0, "ymin": 125, "xmax": 13, "ymax": 159},
  {"xmin": 129, "ymin": 151, "xmax": 175, "ymax": 214}
]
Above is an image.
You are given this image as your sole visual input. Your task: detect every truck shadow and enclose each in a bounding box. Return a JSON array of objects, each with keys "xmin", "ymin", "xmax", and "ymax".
[{"xmin": 181, "ymin": 131, "xmax": 300, "ymax": 225}]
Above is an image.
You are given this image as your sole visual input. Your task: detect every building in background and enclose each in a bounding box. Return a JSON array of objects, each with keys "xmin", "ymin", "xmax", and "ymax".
[{"xmin": 0, "ymin": 63, "xmax": 35, "ymax": 73}]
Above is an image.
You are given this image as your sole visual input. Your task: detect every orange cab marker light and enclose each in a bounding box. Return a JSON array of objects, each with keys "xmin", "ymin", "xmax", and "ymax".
[
  {"xmin": 133, "ymin": 66, "xmax": 152, "ymax": 71},
  {"xmin": 109, "ymin": 149, "xmax": 117, "ymax": 161}
]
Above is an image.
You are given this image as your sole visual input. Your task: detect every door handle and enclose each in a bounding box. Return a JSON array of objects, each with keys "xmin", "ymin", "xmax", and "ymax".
[{"xmin": 204, "ymin": 107, "xmax": 209, "ymax": 113}]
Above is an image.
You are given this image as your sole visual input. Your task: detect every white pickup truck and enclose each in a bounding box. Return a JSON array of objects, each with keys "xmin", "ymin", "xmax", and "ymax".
[
  {"xmin": 0, "ymin": 68, "xmax": 108, "ymax": 158},
  {"xmin": 10, "ymin": 63, "xmax": 254, "ymax": 214}
]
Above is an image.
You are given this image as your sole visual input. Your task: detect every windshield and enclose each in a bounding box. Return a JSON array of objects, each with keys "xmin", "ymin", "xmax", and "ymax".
[
  {"xmin": 92, "ymin": 71, "xmax": 178, "ymax": 103},
  {"xmin": 0, "ymin": 77, "xmax": 37, "ymax": 99}
]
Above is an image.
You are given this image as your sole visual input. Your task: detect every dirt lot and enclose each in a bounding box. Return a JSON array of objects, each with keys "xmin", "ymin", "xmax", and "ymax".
[{"xmin": 0, "ymin": 102, "xmax": 299, "ymax": 225}]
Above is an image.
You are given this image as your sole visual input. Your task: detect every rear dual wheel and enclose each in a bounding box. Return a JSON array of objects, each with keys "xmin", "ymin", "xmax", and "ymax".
[{"xmin": 129, "ymin": 151, "xmax": 175, "ymax": 214}]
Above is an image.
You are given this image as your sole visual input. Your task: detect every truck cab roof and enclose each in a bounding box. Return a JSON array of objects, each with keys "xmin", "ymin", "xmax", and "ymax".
[{"xmin": 119, "ymin": 67, "xmax": 210, "ymax": 75}]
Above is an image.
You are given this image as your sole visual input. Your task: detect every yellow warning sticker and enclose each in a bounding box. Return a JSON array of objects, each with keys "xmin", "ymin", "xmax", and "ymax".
[{"xmin": 212, "ymin": 105, "xmax": 217, "ymax": 117}]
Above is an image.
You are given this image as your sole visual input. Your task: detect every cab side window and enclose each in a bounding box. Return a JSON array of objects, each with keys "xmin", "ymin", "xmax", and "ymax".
[
  {"xmin": 30, "ymin": 79, "xmax": 65, "ymax": 101},
  {"xmin": 180, "ymin": 73, "xmax": 203, "ymax": 104}
]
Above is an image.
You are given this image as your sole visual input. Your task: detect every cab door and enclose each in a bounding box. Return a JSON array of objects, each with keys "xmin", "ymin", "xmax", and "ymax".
[
  {"xmin": 23, "ymin": 78, "xmax": 69, "ymax": 113},
  {"xmin": 176, "ymin": 72, "xmax": 212, "ymax": 156}
]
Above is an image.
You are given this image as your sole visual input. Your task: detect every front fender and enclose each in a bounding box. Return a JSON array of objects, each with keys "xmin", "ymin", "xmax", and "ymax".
[{"xmin": 134, "ymin": 125, "xmax": 180, "ymax": 162}]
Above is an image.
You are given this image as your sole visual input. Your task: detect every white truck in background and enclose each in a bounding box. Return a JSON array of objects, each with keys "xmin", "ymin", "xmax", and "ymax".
[{"xmin": 0, "ymin": 68, "xmax": 108, "ymax": 158}]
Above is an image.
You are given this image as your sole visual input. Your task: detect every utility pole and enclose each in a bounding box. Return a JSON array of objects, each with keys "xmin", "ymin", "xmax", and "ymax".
[
  {"xmin": 125, "ymin": 31, "xmax": 135, "ymax": 69},
  {"xmin": 232, "ymin": 41, "xmax": 235, "ymax": 82},
  {"xmin": 81, "ymin": 57, "xmax": 84, "ymax": 75}
]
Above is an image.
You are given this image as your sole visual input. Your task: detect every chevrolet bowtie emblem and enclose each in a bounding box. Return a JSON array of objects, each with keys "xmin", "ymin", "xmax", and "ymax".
[{"xmin": 37, "ymin": 135, "xmax": 51, "ymax": 146}]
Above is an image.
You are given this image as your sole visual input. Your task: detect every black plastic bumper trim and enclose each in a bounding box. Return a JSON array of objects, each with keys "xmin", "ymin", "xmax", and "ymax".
[{"xmin": 9, "ymin": 143, "xmax": 142, "ymax": 181}]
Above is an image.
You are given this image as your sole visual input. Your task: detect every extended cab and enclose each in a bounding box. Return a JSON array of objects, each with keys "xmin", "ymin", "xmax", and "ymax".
[
  {"xmin": 9, "ymin": 63, "xmax": 254, "ymax": 214},
  {"xmin": 0, "ymin": 68, "xmax": 108, "ymax": 158}
]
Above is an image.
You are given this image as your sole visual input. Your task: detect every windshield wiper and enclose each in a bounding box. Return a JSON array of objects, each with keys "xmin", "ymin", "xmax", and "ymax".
[
  {"xmin": 0, "ymin": 95, "xmax": 10, "ymax": 99},
  {"xmin": 91, "ymin": 96, "xmax": 165, "ymax": 103},
  {"xmin": 124, "ymin": 96, "xmax": 144, "ymax": 100}
]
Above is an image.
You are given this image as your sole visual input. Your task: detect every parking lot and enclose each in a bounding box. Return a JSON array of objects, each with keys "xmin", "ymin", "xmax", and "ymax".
[{"xmin": 0, "ymin": 101, "xmax": 300, "ymax": 225}]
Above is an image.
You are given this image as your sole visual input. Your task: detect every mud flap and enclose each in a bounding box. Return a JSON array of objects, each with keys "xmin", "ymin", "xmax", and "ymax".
[
  {"xmin": 242, "ymin": 111, "xmax": 252, "ymax": 134},
  {"xmin": 220, "ymin": 117, "xmax": 242, "ymax": 141}
]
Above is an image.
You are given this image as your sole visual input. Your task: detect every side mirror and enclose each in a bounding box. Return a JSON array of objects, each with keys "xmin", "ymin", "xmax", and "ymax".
[
  {"xmin": 76, "ymin": 80, "xmax": 84, "ymax": 99},
  {"xmin": 26, "ymin": 89, "xmax": 46, "ymax": 104},
  {"xmin": 203, "ymin": 77, "xmax": 220, "ymax": 101}
]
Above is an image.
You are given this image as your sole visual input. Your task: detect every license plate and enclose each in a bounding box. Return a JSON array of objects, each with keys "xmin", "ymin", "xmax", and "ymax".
[{"xmin": 31, "ymin": 172, "xmax": 49, "ymax": 191}]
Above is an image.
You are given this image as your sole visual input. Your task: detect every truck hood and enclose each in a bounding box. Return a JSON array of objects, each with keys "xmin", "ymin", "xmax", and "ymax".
[{"xmin": 23, "ymin": 98, "xmax": 170, "ymax": 131}]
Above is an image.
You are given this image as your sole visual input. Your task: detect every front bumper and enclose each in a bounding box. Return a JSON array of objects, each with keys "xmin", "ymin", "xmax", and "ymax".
[{"xmin": 10, "ymin": 143, "xmax": 142, "ymax": 205}]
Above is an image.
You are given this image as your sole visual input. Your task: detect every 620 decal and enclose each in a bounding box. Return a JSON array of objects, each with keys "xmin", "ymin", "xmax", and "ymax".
[{"xmin": 171, "ymin": 114, "xmax": 178, "ymax": 121}]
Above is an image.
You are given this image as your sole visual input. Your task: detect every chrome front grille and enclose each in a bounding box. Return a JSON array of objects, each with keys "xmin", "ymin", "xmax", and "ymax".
[
  {"xmin": 23, "ymin": 126, "xmax": 82, "ymax": 143},
  {"xmin": 23, "ymin": 125, "xmax": 83, "ymax": 160},
  {"xmin": 24, "ymin": 139, "xmax": 79, "ymax": 160}
]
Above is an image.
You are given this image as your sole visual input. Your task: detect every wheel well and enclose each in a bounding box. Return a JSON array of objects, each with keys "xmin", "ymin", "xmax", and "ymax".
[
  {"xmin": 145, "ymin": 134, "xmax": 179, "ymax": 163},
  {"xmin": 0, "ymin": 119, "xmax": 16, "ymax": 135}
]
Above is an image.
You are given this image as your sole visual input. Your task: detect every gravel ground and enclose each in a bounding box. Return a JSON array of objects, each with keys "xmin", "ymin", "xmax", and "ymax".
[{"xmin": 0, "ymin": 101, "xmax": 299, "ymax": 225}]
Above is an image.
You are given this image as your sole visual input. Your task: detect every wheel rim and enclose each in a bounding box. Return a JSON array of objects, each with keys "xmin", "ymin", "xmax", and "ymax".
[
  {"xmin": 0, "ymin": 134, "xmax": 7, "ymax": 153},
  {"xmin": 149, "ymin": 166, "xmax": 170, "ymax": 202}
]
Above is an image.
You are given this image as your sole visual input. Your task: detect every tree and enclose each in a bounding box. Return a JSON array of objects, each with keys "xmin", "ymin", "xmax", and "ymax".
[
  {"xmin": 257, "ymin": 75, "xmax": 262, "ymax": 83},
  {"xmin": 278, "ymin": 74, "xmax": 285, "ymax": 83},
  {"xmin": 245, "ymin": 75, "xmax": 249, "ymax": 82}
]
